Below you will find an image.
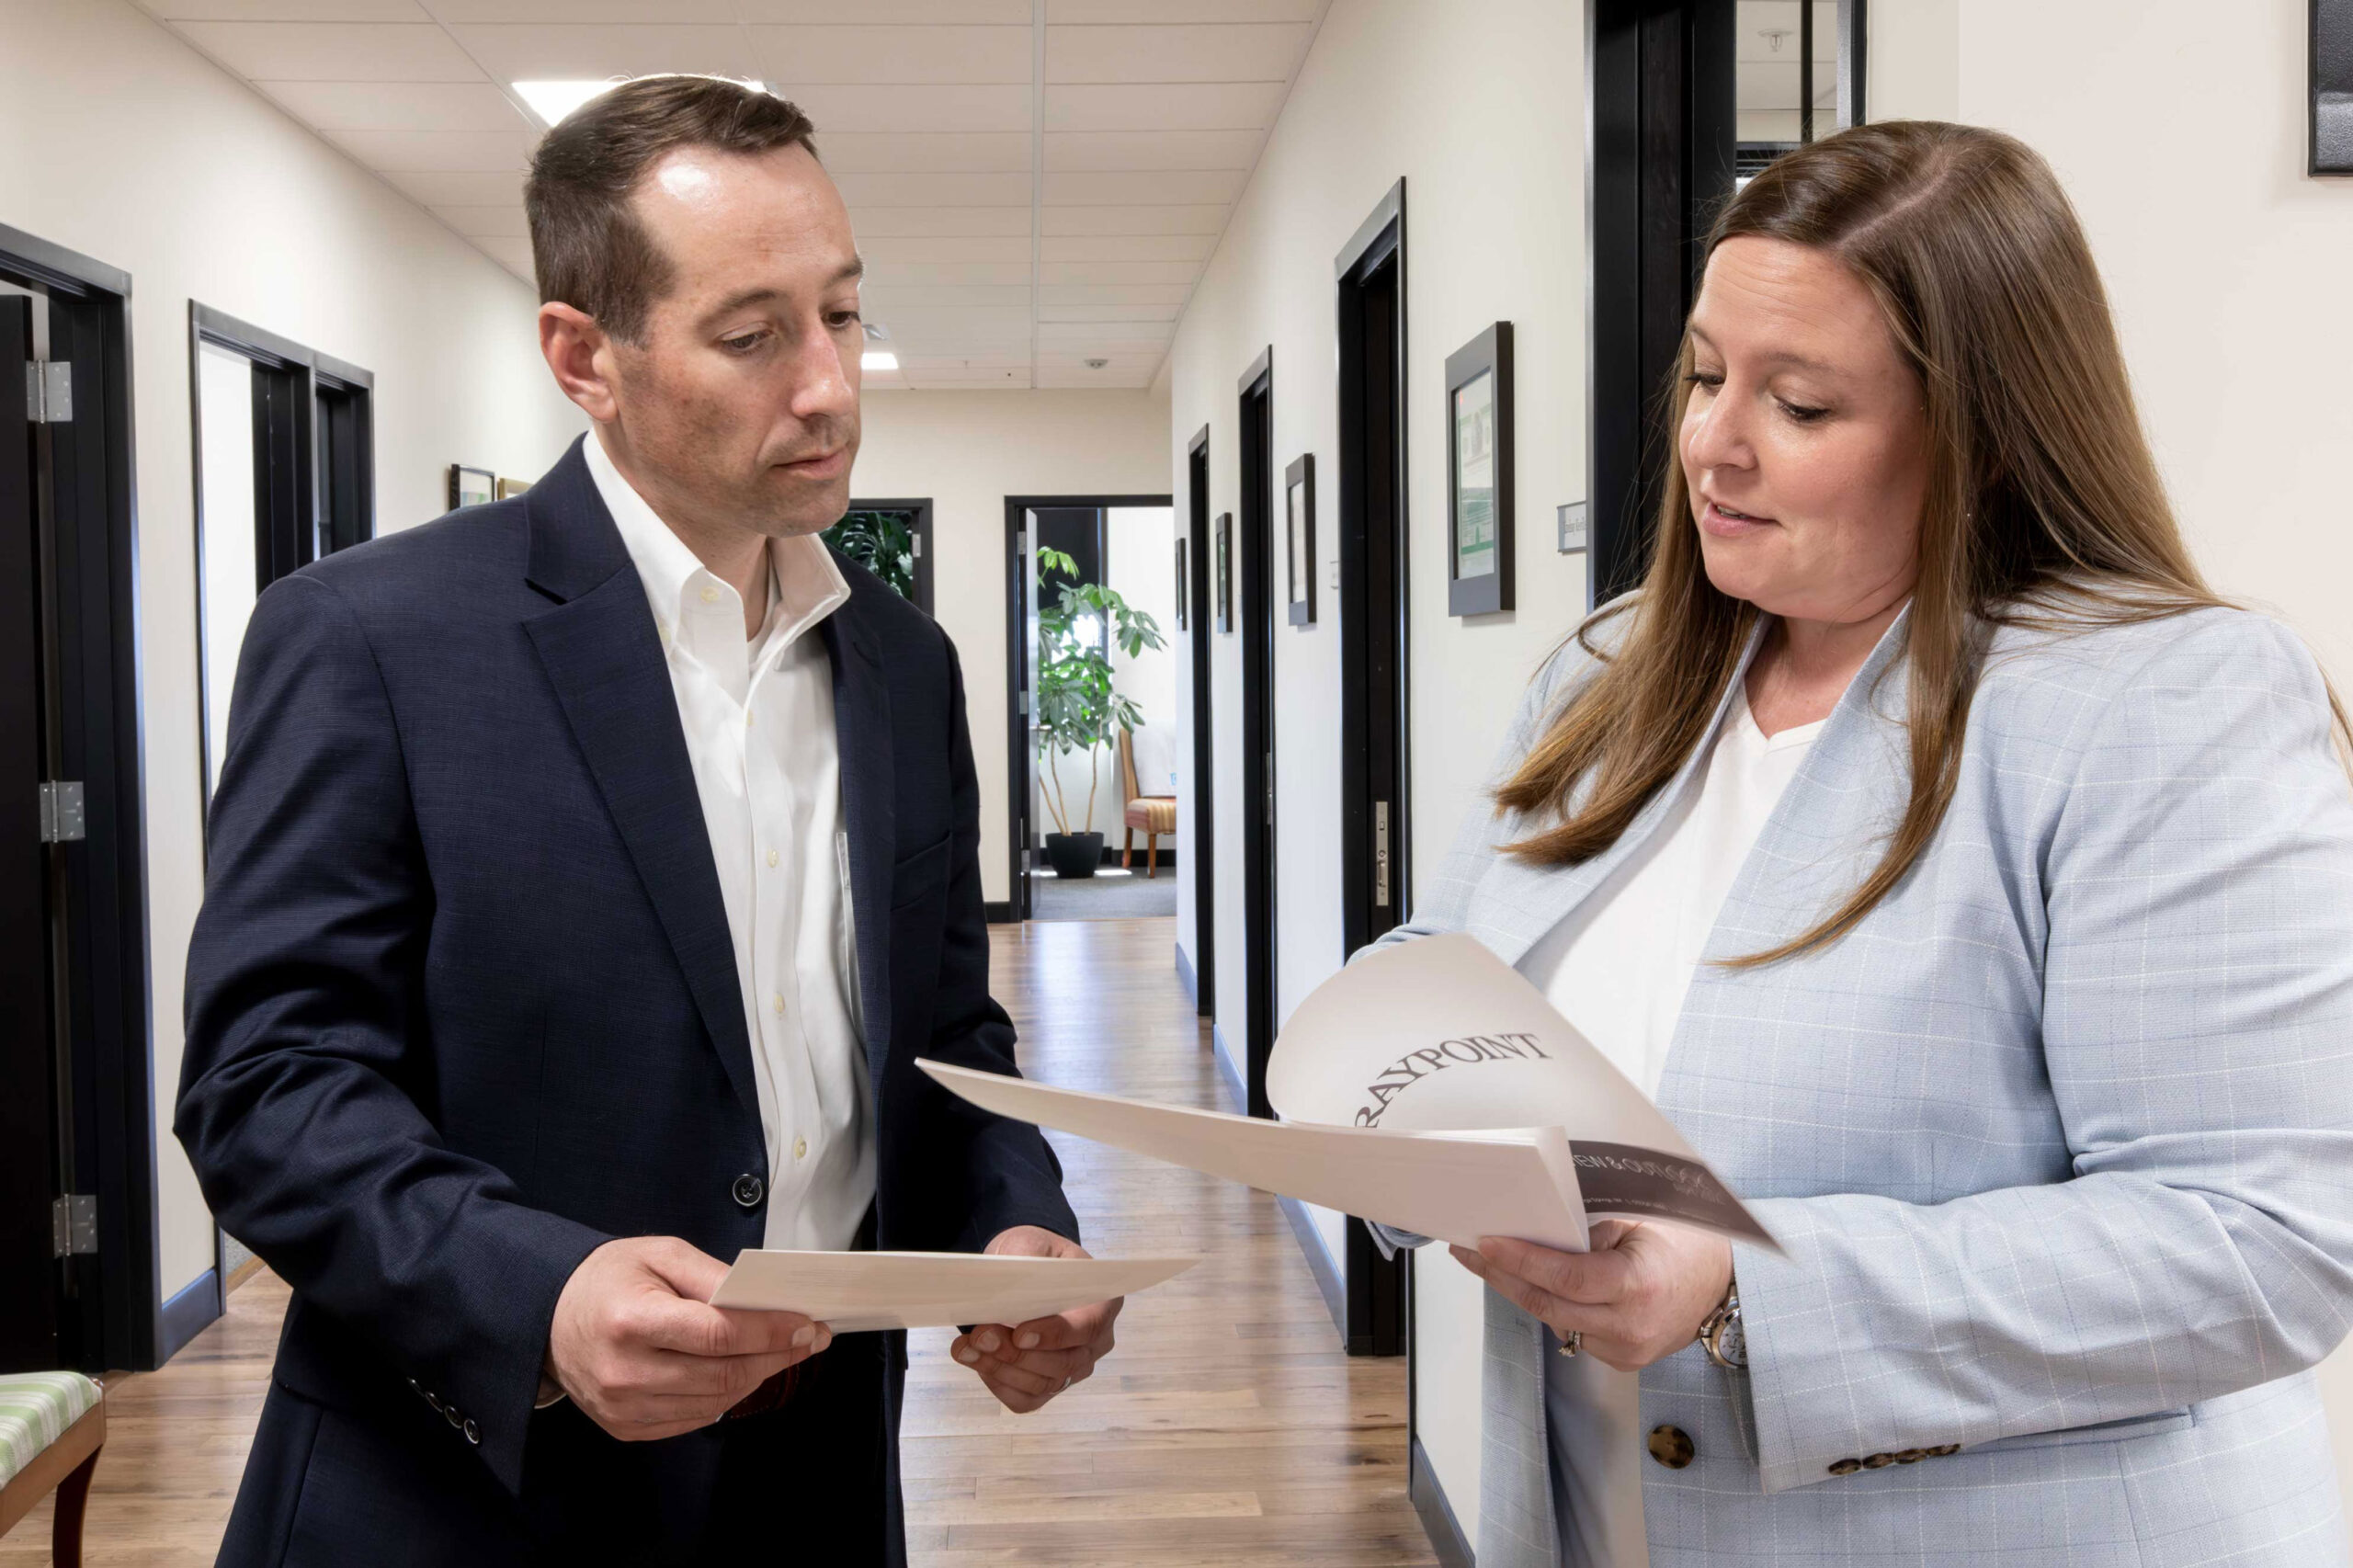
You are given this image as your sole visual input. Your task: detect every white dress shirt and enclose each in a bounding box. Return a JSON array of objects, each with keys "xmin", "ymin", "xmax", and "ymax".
[
  {"xmin": 586, "ymin": 433, "xmax": 875, "ymax": 1253},
  {"xmin": 1517, "ymin": 684, "xmax": 1824, "ymax": 1568}
]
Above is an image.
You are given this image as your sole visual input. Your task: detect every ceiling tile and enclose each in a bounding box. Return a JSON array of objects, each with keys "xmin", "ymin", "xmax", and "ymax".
[
  {"xmin": 1041, "ymin": 233, "xmax": 1212, "ymax": 262},
  {"xmin": 1036, "ymin": 326, "xmax": 1176, "ymax": 347},
  {"xmin": 323, "ymin": 127, "xmax": 538, "ymax": 170},
  {"xmin": 1037, "ymin": 301, "xmax": 1183, "ymax": 322},
  {"xmin": 473, "ymin": 234, "xmax": 537, "ymax": 278},
  {"xmin": 1044, "ymin": 22, "xmax": 1311, "ymax": 84},
  {"xmin": 789, "ymin": 84, "xmax": 1031, "ymax": 133},
  {"xmin": 1040, "ymin": 203, "xmax": 1228, "ymax": 235},
  {"xmin": 1043, "ymin": 129, "xmax": 1260, "ymax": 171},
  {"xmin": 817, "ymin": 132, "xmax": 1030, "ymax": 173},
  {"xmin": 831, "ymin": 170, "xmax": 1030, "ymax": 207},
  {"xmin": 1039, "ymin": 259, "xmax": 1200, "ymax": 287},
  {"xmin": 1048, "ymin": 0, "xmax": 1319, "ymax": 18},
  {"xmin": 737, "ymin": 0, "xmax": 1029, "ymax": 18},
  {"xmin": 1038, "ymin": 282, "xmax": 1194, "ymax": 306},
  {"xmin": 429, "ymin": 204, "xmax": 529, "ymax": 238},
  {"xmin": 904, "ymin": 368, "xmax": 1031, "ymax": 388},
  {"xmin": 748, "ymin": 26, "xmax": 1032, "ymax": 85},
  {"xmin": 864, "ymin": 260, "xmax": 1034, "ymax": 288},
  {"xmin": 857, "ymin": 236, "xmax": 1032, "ymax": 265},
  {"xmin": 858, "ymin": 283, "xmax": 1036, "ymax": 308},
  {"xmin": 429, "ymin": 0, "xmax": 736, "ymax": 18},
  {"xmin": 863, "ymin": 303, "xmax": 1034, "ymax": 333},
  {"xmin": 1043, "ymin": 169, "xmax": 1245, "ymax": 204},
  {"xmin": 446, "ymin": 24, "xmax": 753, "ymax": 81},
  {"xmin": 169, "ymin": 19, "xmax": 486, "ymax": 79},
  {"xmin": 142, "ymin": 0, "xmax": 427, "ymax": 16},
  {"xmin": 847, "ymin": 207, "xmax": 1032, "ymax": 238},
  {"xmin": 381, "ymin": 167, "xmax": 528, "ymax": 205},
  {"xmin": 255, "ymin": 80, "xmax": 531, "ymax": 131},
  {"xmin": 1043, "ymin": 82, "xmax": 1283, "ymax": 131}
]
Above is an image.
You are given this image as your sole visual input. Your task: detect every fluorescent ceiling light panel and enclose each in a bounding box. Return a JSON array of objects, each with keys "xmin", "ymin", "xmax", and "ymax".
[{"xmin": 862, "ymin": 351, "xmax": 900, "ymax": 371}]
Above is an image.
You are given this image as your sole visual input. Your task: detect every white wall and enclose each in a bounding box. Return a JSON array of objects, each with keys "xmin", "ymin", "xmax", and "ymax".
[
  {"xmin": 1166, "ymin": 0, "xmax": 1591, "ymax": 1538},
  {"xmin": 850, "ymin": 390, "xmax": 1171, "ymax": 901},
  {"xmin": 0, "ymin": 0, "xmax": 585, "ymax": 1315},
  {"xmin": 1924, "ymin": 0, "xmax": 2353, "ymax": 1522}
]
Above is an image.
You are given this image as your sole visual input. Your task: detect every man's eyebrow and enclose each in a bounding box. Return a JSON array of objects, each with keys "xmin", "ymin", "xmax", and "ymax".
[{"xmin": 701, "ymin": 259, "xmax": 865, "ymax": 323}]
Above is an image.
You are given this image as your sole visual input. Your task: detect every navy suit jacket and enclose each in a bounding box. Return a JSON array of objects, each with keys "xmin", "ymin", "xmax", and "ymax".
[{"xmin": 177, "ymin": 437, "xmax": 1076, "ymax": 1542}]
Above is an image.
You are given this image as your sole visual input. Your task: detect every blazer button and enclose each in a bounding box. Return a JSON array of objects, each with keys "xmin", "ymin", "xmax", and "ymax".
[
  {"xmin": 1827, "ymin": 1458, "xmax": 1863, "ymax": 1476},
  {"xmin": 1646, "ymin": 1426, "xmax": 1696, "ymax": 1469},
  {"xmin": 733, "ymin": 1173, "xmax": 766, "ymax": 1209},
  {"xmin": 463, "ymin": 1418, "xmax": 481, "ymax": 1446}
]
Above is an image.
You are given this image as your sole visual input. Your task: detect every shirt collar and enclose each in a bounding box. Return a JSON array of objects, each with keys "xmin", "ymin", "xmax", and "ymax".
[{"xmin": 585, "ymin": 429, "xmax": 850, "ymax": 660}]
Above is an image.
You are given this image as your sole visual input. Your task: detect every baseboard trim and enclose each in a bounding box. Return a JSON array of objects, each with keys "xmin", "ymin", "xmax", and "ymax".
[
  {"xmin": 1411, "ymin": 1435, "xmax": 1475, "ymax": 1568},
  {"xmin": 983, "ymin": 900, "xmax": 1017, "ymax": 924},
  {"xmin": 1209, "ymin": 1022, "xmax": 1245, "ymax": 1113},
  {"xmin": 1279, "ymin": 1196, "xmax": 1347, "ymax": 1337},
  {"xmin": 1175, "ymin": 943, "xmax": 1198, "ymax": 1005},
  {"xmin": 224, "ymin": 1253, "xmax": 266, "ymax": 1296},
  {"xmin": 1025, "ymin": 846, "xmax": 1180, "ymax": 869},
  {"xmin": 157, "ymin": 1267, "xmax": 222, "ymax": 1365}
]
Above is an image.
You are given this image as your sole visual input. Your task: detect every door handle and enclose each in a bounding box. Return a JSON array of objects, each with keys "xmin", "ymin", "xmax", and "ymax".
[{"xmin": 1374, "ymin": 800, "xmax": 1391, "ymax": 907}]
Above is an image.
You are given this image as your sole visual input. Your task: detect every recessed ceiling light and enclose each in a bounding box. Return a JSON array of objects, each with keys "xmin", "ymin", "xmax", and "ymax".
[{"xmin": 862, "ymin": 351, "xmax": 899, "ymax": 371}]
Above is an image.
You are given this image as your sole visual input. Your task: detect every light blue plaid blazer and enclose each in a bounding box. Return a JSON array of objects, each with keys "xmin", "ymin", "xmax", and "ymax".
[{"xmin": 1373, "ymin": 602, "xmax": 2353, "ymax": 1567}]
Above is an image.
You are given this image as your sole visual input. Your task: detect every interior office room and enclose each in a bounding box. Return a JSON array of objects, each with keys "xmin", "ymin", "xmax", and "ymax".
[{"xmin": 4, "ymin": 0, "xmax": 2353, "ymax": 1563}]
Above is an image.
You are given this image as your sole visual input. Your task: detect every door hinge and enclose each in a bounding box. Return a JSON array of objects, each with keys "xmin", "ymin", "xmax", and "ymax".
[
  {"xmin": 1374, "ymin": 800, "xmax": 1392, "ymax": 907},
  {"xmin": 26, "ymin": 359, "xmax": 71, "ymax": 424},
  {"xmin": 39, "ymin": 781, "xmax": 85, "ymax": 843},
  {"xmin": 51, "ymin": 1195, "xmax": 97, "ymax": 1258}
]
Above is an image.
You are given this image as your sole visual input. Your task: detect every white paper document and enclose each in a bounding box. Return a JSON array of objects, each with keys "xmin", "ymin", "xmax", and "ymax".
[
  {"xmin": 920, "ymin": 933, "xmax": 1776, "ymax": 1254},
  {"xmin": 709, "ymin": 1250, "xmax": 1198, "ymax": 1334}
]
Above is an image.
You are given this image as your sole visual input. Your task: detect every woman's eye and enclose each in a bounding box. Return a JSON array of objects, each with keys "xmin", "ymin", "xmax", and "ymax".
[
  {"xmin": 1779, "ymin": 399, "xmax": 1829, "ymax": 424},
  {"xmin": 1684, "ymin": 370, "xmax": 1723, "ymax": 391}
]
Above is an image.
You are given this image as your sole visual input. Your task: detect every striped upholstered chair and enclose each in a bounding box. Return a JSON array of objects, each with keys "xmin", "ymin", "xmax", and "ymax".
[
  {"xmin": 0, "ymin": 1371, "xmax": 104, "ymax": 1565},
  {"xmin": 1118, "ymin": 724, "xmax": 1177, "ymax": 879}
]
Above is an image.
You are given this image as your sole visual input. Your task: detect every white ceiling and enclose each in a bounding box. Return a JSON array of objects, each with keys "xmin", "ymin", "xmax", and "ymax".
[{"xmin": 138, "ymin": 0, "xmax": 1333, "ymax": 391}]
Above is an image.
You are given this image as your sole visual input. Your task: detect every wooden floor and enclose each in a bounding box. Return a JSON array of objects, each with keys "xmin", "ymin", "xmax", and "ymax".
[{"xmin": 3, "ymin": 916, "xmax": 1437, "ymax": 1567}]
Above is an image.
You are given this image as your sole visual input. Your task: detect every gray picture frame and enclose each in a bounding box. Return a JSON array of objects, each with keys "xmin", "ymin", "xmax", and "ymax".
[
  {"xmin": 1214, "ymin": 510, "xmax": 1234, "ymax": 633},
  {"xmin": 1446, "ymin": 322, "xmax": 1514, "ymax": 617},
  {"xmin": 1285, "ymin": 451, "xmax": 1316, "ymax": 627},
  {"xmin": 2317, "ymin": 0, "xmax": 2352, "ymax": 174}
]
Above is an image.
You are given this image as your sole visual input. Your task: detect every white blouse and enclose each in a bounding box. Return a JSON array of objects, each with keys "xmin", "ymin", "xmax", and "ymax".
[{"xmin": 1515, "ymin": 686, "xmax": 1823, "ymax": 1568}]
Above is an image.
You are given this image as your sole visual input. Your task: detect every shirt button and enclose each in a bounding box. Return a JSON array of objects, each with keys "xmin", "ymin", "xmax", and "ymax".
[
  {"xmin": 794, "ymin": 1136, "xmax": 809, "ymax": 1161},
  {"xmin": 745, "ymin": 710, "xmax": 756, "ymax": 727},
  {"xmin": 772, "ymin": 992, "xmax": 785, "ymax": 1016},
  {"xmin": 767, "ymin": 848, "xmax": 779, "ymax": 869},
  {"xmin": 1647, "ymin": 1426, "xmax": 1695, "ymax": 1469},
  {"xmin": 699, "ymin": 585, "xmax": 720, "ymax": 604},
  {"xmin": 733, "ymin": 1173, "xmax": 765, "ymax": 1209}
]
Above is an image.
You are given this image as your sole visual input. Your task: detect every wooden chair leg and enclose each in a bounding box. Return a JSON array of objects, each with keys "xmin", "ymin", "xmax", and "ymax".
[
  {"xmin": 52, "ymin": 1442, "xmax": 100, "ymax": 1568},
  {"xmin": 1122, "ymin": 828, "xmax": 1133, "ymax": 869},
  {"xmin": 1147, "ymin": 832, "xmax": 1159, "ymax": 879}
]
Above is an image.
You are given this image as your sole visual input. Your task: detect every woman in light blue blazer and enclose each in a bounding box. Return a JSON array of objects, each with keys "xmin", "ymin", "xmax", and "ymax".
[{"xmin": 1377, "ymin": 120, "xmax": 2353, "ymax": 1566}]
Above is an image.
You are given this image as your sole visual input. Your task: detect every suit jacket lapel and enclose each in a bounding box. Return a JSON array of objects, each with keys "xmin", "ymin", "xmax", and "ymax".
[
  {"xmin": 821, "ymin": 595, "xmax": 896, "ymax": 1080},
  {"xmin": 518, "ymin": 440, "xmax": 764, "ymax": 1129}
]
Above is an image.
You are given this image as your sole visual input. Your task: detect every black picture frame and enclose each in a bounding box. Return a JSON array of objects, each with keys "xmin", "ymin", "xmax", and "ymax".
[
  {"xmin": 447, "ymin": 464, "xmax": 494, "ymax": 511},
  {"xmin": 2317, "ymin": 0, "xmax": 2353, "ymax": 175},
  {"xmin": 1214, "ymin": 510, "xmax": 1234, "ymax": 633},
  {"xmin": 1174, "ymin": 536, "xmax": 1190, "ymax": 631},
  {"xmin": 1445, "ymin": 322, "xmax": 1514, "ymax": 617},
  {"xmin": 1285, "ymin": 452, "xmax": 1316, "ymax": 627}
]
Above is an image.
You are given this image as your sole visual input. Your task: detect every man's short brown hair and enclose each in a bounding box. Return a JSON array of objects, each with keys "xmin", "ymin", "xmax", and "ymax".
[{"xmin": 525, "ymin": 75, "xmax": 818, "ymax": 344}]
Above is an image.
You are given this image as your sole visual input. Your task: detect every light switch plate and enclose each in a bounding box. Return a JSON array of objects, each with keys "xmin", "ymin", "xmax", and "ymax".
[
  {"xmin": 1557, "ymin": 502, "xmax": 1589, "ymax": 553},
  {"xmin": 1326, "ymin": 558, "xmax": 1339, "ymax": 590}
]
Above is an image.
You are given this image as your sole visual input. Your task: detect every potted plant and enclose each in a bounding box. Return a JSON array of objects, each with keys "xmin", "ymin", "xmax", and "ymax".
[
  {"xmin": 822, "ymin": 508, "xmax": 918, "ymax": 599},
  {"xmin": 1034, "ymin": 546, "xmax": 1165, "ymax": 880}
]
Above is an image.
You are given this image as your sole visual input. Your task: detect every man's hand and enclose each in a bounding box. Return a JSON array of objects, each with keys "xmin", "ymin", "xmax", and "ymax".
[
  {"xmin": 545, "ymin": 1236, "xmax": 832, "ymax": 1441},
  {"xmin": 1449, "ymin": 1220, "xmax": 1732, "ymax": 1372},
  {"xmin": 950, "ymin": 1226, "xmax": 1121, "ymax": 1414}
]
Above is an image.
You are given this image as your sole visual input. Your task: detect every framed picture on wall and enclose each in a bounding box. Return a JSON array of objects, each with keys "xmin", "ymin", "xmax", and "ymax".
[
  {"xmin": 2318, "ymin": 0, "xmax": 2353, "ymax": 174},
  {"xmin": 1446, "ymin": 322, "xmax": 1515, "ymax": 617},
  {"xmin": 447, "ymin": 464, "xmax": 494, "ymax": 511},
  {"xmin": 1175, "ymin": 537, "xmax": 1190, "ymax": 631},
  {"xmin": 1214, "ymin": 511, "xmax": 1234, "ymax": 633},
  {"xmin": 1285, "ymin": 452, "xmax": 1315, "ymax": 627},
  {"xmin": 495, "ymin": 477, "xmax": 531, "ymax": 500}
]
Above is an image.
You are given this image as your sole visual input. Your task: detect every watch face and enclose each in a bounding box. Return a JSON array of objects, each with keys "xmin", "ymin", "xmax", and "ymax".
[{"xmin": 1722, "ymin": 1316, "xmax": 1747, "ymax": 1367}]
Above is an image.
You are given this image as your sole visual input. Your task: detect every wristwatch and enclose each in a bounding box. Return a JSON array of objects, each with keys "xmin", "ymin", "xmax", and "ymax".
[{"xmin": 1698, "ymin": 1280, "xmax": 1745, "ymax": 1369}]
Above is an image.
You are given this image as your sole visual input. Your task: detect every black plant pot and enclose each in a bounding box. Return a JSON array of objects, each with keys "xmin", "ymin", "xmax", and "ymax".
[{"xmin": 1044, "ymin": 832, "xmax": 1103, "ymax": 880}]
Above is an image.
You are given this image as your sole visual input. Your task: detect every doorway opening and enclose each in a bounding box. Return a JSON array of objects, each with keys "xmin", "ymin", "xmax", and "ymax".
[
  {"xmin": 1234, "ymin": 350, "xmax": 1276, "ymax": 1119},
  {"xmin": 1001, "ymin": 494, "xmax": 1176, "ymax": 926},
  {"xmin": 0, "ymin": 225, "xmax": 154, "ymax": 1376},
  {"xmin": 826, "ymin": 497, "xmax": 934, "ymax": 614},
  {"xmin": 1182, "ymin": 428, "xmax": 1213, "ymax": 1015}
]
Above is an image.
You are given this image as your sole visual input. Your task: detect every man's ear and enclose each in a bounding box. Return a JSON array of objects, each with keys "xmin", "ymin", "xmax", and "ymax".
[{"xmin": 540, "ymin": 302, "xmax": 620, "ymax": 424}]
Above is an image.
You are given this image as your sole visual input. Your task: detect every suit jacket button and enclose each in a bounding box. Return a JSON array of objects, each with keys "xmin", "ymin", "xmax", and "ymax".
[
  {"xmin": 1646, "ymin": 1426, "xmax": 1695, "ymax": 1469},
  {"xmin": 733, "ymin": 1174, "xmax": 766, "ymax": 1209},
  {"xmin": 1828, "ymin": 1458, "xmax": 1863, "ymax": 1476},
  {"xmin": 464, "ymin": 1418, "xmax": 481, "ymax": 1446},
  {"xmin": 1861, "ymin": 1452, "xmax": 1896, "ymax": 1468}
]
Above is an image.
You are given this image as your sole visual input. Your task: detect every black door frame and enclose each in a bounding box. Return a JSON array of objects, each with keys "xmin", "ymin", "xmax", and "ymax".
[
  {"xmin": 1234, "ymin": 350, "xmax": 1277, "ymax": 1119},
  {"xmin": 998, "ymin": 493, "xmax": 1174, "ymax": 924},
  {"xmin": 841, "ymin": 495, "xmax": 935, "ymax": 616},
  {"xmin": 1586, "ymin": 0, "xmax": 1737, "ymax": 605},
  {"xmin": 0, "ymin": 222, "xmax": 159, "ymax": 1374},
  {"xmin": 1183, "ymin": 427, "xmax": 1214, "ymax": 1015},
  {"xmin": 1335, "ymin": 180, "xmax": 1412, "ymax": 1358}
]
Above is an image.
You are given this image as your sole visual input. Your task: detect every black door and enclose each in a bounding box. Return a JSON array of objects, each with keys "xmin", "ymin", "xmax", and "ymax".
[
  {"xmin": 1186, "ymin": 428, "xmax": 1214, "ymax": 1015},
  {"xmin": 1336, "ymin": 184, "xmax": 1411, "ymax": 1356},
  {"xmin": 1236, "ymin": 350, "xmax": 1276, "ymax": 1119}
]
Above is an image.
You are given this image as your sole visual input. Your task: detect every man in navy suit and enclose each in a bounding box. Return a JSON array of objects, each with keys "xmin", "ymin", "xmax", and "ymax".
[{"xmin": 177, "ymin": 75, "xmax": 1118, "ymax": 1566}]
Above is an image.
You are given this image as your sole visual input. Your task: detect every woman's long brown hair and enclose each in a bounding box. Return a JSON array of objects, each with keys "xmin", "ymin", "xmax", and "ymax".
[{"xmin": 1496, "ymin": 119, "xmax": 2344, "ymax": 967}]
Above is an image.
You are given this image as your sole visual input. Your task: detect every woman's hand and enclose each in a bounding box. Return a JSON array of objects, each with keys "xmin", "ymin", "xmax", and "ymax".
[{"xmin": 1450, "ymin": 1221, "xmax": 1733, "ymax": 1372}]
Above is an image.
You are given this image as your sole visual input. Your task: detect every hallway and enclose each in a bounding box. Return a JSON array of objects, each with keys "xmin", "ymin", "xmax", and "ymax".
[{"xmin": 2, "ymin": 918, "xmax": 1435, "ymax": 1567}]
